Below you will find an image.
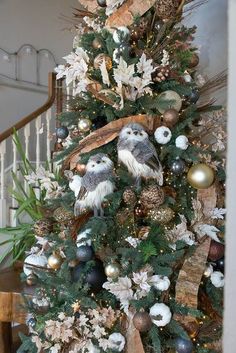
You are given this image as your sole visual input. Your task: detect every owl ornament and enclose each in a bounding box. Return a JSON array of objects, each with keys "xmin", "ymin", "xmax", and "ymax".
[
  {"xmin": 117, "ymin": 123, "xmax": 163, "ymax": 188},
  {"xmin": 74, "ymin": 154, "xmax": 115, "ymax": 217}
]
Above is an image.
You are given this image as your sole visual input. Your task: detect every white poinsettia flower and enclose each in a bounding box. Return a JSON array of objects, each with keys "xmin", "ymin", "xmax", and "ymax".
[
  {"xmin": 50, "ymin": 344, "xmax": 61, "ymax": 353},
  {"xmin": 210, "ymin": 271, "xmax": 224, "ymax": 288},
  {"xmin": 150, "ymin": 303, "xmax": 172, "ymax": 327},
  {"xmin": 136, "ymin": 53, "xmax": 155, "ymax": 77},
  {"xmin": 100, "ymin": 59, "xmax": 110, "ymax": 86},
  {"xmin": 125, "ymin": 236, "xmax": 141, "ymax": 248},
  {"xmin": 132, "ymin": 271, "xmax": 151, "ymax": 298},
  {"xmin": 195, "ymin": 224, "xmax": 220, "ymax": 242},
  {"xmin": 103, "ymin": 276, "xmax": 134, "ymax": 302},
  {"xmin": 114, "ymin": 57, "xmax": 135, "ymax": 86},
  {"xmin": 55, "ymin": 64, "xmax": 67, "ymax": 80},
  {"xmin": 211, "ymin": 208, "xmax": 226, "ymax": 219},
  {"xmin": 108, "ymin": 333, "xmax": 126, "ymax": 352}
]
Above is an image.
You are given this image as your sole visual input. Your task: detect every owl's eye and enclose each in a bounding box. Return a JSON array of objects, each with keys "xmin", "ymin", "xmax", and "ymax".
[
  {"xmin": 102, "ymin": 160, "xmax": 106, "ymax": 163},
  {"xmin": 139, "ymin": 132, "xmax": 143, "ymax": 136}
]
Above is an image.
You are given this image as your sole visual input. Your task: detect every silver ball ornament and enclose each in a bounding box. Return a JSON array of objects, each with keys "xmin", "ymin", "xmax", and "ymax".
[
  {"xmin": 175, "ymin": 337, "xmax": 193, "ymax": 353},
  {"xmin": 170, "ymin": 159, "xmax": 186, "ymax": 175},
  {"xmin": 97, "ymin": 0, "xmax": 106, "ymax": 7}
]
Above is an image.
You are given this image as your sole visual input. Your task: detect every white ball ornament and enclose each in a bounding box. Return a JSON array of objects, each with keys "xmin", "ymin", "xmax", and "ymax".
[
  {"xmin": 23, "ymin": 254, "xmax": 48, "ymax": 276},
  {"xmin": 155, "ymin": 126, "xmax": 172, "ymax": 144},
  {"xmin": 175, "ymin": 135, "xmax": 189, "ymax": 150},
  {"xmin": 150, "ymin": 303, "xmax": 172, "ymax": 327},
  {"xmin": 113, "ymin": 27, "xmax": 130, "ymax": 43},
  {"xmin": 152, "ymin": 275, "xmax": 170, "ymax": 291},
  {"xmin": 108, "ymin": 333, "xmax": 126, "ymax": 352},
  {"xmin": 210, "ymin": 271, "xmax": 224, "ymax": 288}
]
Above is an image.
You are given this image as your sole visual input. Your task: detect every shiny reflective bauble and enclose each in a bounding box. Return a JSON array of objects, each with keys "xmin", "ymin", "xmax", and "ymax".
[
  {"xmin": 78, "ymin": 118, "xmax": 92, "ymax": 133},
  {"xmin": 170, "ymin": 158, "xmax": 186, "ymax": 175},
  {"xmin": 105, "ymin": 263, "xmax": 120, "ymax": 279},
  {"xmin": 188, "ymin": 89, "xmax": 200, "ymax": 104},
  {"xmin": 163, "ymin": 108, "xmax": 179, "ymax": 127},
  {"xmin": 48, "ymin": 253, "xmax": 63, "ymax": 270},
  {"xmin": 56, "ymin": 126, "xmax": 69, "ymax": 139},
  {"xmin": 72, "ymin": 260, "xmax": 107, "ymax": 292},
  {"xmin": 175, "ymin": 337, "xmax": 194, "ymax": 353},
  {"xmin": 92, "ymin": 37, "xmax": 102, "ymax": 49},
  {"xmin": 187, "ymin": 163, "xmax": 215, "ymax": 189},
  {"xmin": 204, "ymin": 264, "xmax": 213, "ymax": 278},
  {"xmin": 208, "ymin": 240, "xmax": 225, "ymax": 261},
  {"xmin": 214, "ymin": 257, "xmax": 225, "ymax": 273},
  {"xmin": 158, "ymin": 90, "xmax": 182, "ymax": 114},
  {"xmin": 97, "ymin": 0, "xmax": 107, "ymax": 7},
  {"xmin": 26, "ymin": 273, "xmax": 38, "ymax": 286},
  {"xmin": 27, "ymin": 317, "xmax": 36, "ymax": 329},
  {"xmin": 76, "ymin": 245, "xmax": 94, "ymax": 262},
  {"xmin": 133, "ymin": 311, "xmax": 152, "ymax": 332},
  {"xmin": 147, "ymin": 206, "xmax": 175, "ymax": 224},
  {"xmin": 94, "ymin": 54, "xmax": 112, "ymax": 70},
  {"xmin": 189, "ymin": 53, "xmax": 199, "ymax": 68},
  {"xmin": 75, "ymin": 162, "xmax": 86, "ymax": 176}
]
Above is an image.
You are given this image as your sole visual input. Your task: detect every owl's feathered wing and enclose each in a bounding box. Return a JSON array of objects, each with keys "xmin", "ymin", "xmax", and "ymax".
[
  {"xmin": 132, "ymin": 140, "xmax": 162, "ymax": 173},
  {"xmin": 77, "ymin": 170, "xmax": 113, "ymax": 201}
]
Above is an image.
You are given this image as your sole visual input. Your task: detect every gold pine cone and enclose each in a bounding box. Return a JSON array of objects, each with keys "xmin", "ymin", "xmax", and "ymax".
[
  {"xmin": 140, "ymin": 185, "xmax": 165, "ymax": 210},
  {"xmin": 147, "ymin": 205, "xmax": 175, "ymax": 224},
  {"xmin": 156, "ymin": 0, "xmax": 180, "ymax": 20},
  {"xmin": 53, "ymin": 207, "xmax": 74, "ymax": 224},
  {"xmin": 123, "ymin": 188, "xmax": 137, "ymax": 206},
  {"xmin": 33, "ymin": 219, "xmax": 53, "ymax": 237}
]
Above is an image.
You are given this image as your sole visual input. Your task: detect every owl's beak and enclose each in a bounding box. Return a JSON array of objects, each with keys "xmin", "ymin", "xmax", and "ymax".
[{"xmin": 133, "ymin": 131, "xmax": 138, "ymax": 135}]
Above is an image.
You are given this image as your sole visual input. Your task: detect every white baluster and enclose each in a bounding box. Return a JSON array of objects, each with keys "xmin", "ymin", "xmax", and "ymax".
[
  {"xmin": 35, "ymin": 115, "xmax": 42, "ymax": 169},
  {"xmin": 10, "ymin": 138, "xmax": 18, "ymax": 227},
  {"xmin": 0, "ymin": 141, "xmax": 7, "ymax": 227},
  {"xmin": 72, "ymin": 80, "xmax": 76, "ymax": 97},
  {"xmin": 24, "ymin": 124, "xmax": 30, "ymax": 192},
  {"xmin": 66, "ymin": 85, "xmax": 70, "ymax": 111},
  {"xmin": 46, "ymin": 108, "xmax": 52, "ymax": 169}
]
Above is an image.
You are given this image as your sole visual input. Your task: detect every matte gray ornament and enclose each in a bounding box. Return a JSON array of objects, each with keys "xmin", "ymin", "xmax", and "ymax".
[
  {"xmin": 175, "ymin": 337, "xmax": 194, "ymax": 353},
  {"xmin": 170, "ymin": 158, "xmax": 186, "ymax": 175},
  {"xmin": 76, "ymin": 245, "xmax": 94, "ymax": 262},
  {"xmin": 188, "ymin": 89, "xmax": 200, "ymax": 104}
]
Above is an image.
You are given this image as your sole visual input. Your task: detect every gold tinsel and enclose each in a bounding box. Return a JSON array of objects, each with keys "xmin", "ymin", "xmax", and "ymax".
[
  {"xmin": 33, "ymin": 219, "xmax": 53, "ymax": 237},
  {"xmin": 147, "ymin": 205, "xmax": 175, "ymax": 224},
  {"xmin": 53, "ymin": 207, "xmax": 74, "ymax": 224}
]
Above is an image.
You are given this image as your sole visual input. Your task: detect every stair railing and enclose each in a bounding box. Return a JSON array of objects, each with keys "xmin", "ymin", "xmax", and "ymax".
[{"xmin": 0, "ymin": 72, "xmax": 64, "ymax": 227}]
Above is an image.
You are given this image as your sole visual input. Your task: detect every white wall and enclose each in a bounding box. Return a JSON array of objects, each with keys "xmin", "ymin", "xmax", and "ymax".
[{"xmin": 0, "ymin": 0, "xmax": 78, "ymax": 132}]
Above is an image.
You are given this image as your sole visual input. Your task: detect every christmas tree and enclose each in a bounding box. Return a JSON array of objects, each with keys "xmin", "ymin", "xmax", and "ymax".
[{"xmin": 18, "ymin": 0, "xmax": 226, "ymax": 352}]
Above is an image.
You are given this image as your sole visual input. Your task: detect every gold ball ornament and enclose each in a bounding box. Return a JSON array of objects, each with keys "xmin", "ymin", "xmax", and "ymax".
[
  {"xmin": 105, "ymin": 263, "xmax": 120, "ymax": 279},
  {"xmin": 147, "ymin": 205, "xmax": 175, "ymax": 224},
  {"xmin": 48, "ymin": 252, "xmax": 63, "ymax": 270},
  {"xmin": 94, "ymin": 54, "xmax": 112, "ymax": 70},
  {"xmin": 163, "ymin": 108, "xmax": 179, "ymax": 127},
  {"xmin": 78, "ymin": 118, "xmax": 92, "ymax": 133},
  {"xmin": 158, "ymin": 90, "xmax": 182, "ymax": 114},
  {"xmin": 187, "ymin": 163, "xmax": 215, "ymax": 189},
  {"xmin": 76, "ymin": 162, "xmax": 86, "ymax": 176},
  {"xmin": 140, "ymin": 185, "xmax": 165, "ymax": 210},
  {"xmin": 189, "ymin": 53, "xmax": 200, "ymax": 68},
  {"xmin": 133, "ymin": 311, "xmax": 152, "ymax": 332},
  {"xmin": 92, "ymin": 37, "xmax": 102, "ymax": 49}
]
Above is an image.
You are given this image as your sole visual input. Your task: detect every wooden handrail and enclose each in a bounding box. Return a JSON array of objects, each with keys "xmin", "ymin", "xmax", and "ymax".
[{"xmin": 0, "ymin": 72, "xmax": 56, "ymax": 143}]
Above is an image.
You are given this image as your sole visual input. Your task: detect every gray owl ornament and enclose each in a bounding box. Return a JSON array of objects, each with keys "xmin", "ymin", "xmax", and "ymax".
[
  {"xmin": 117, "ymin": 123, "xmax": 163, "ymax": 188},
  {"xmin": 74, "ymin": 153, "xmax": 115, "ymax": 217}
]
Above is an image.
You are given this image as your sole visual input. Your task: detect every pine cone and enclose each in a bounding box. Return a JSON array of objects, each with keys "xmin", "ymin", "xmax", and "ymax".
[
  {"xmin": 156, "ymin": 0, "xmax": 180, "ymax": 20},
  {"xmin": 53, "ymin": 207, "xmax": 74, "ymax": 224},
  {"xmin": 33, "ymin": 219, "xmax": 53, "ymax": 237},
  {"xmin": 137, "ymin": 226, "xmax": 151, "ymax": 239},
  {"xmin": 123, "ymin": 189, "xmax": 137, "ymax": 206},
  {"xmin": 153, "ymin": 66, "xmax": 170, "ymax": 83},
  {"xmin": 140, "ymin": 185, "xmax": 165, "ymax": 210}
]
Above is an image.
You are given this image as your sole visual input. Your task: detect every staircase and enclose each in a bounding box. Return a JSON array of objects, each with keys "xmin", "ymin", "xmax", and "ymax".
[{"xmin": 0, "ymin": 73, "xmax": 66, "ymax": 227}]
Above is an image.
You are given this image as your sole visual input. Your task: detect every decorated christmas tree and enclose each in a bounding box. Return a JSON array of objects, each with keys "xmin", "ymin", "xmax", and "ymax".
[{"xmin": 17, "ymin": 0, "xmax": 226, "ymax": 352}]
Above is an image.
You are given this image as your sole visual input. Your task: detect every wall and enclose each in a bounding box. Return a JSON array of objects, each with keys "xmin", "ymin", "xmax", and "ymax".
[{"xmin": 0, "ymin": 0, "xmax": 78, "ymax": 132}]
